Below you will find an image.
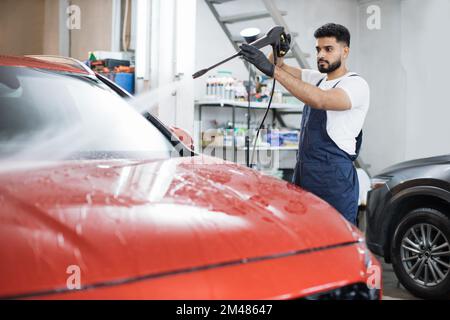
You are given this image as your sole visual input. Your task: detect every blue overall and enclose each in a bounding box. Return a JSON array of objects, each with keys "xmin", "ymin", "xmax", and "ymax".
[{"xmin": 292, "ymin": 74, "xmax": 362, "ymax": 224}]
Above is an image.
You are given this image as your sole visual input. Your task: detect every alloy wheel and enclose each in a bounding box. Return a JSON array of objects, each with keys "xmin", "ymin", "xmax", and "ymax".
[{"xmin": 400, "ymin": 223, "xmax": 450, "ymax": 287}]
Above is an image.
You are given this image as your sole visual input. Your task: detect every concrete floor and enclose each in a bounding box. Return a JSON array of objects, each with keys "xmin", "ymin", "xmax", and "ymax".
[{"xmin": 378, "ymin": 256, "xmax": 419, "ymax": 300}]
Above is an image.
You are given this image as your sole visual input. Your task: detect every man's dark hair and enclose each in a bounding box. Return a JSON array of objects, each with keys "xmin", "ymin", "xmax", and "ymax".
[{"xmin": 314, "ymin": 23, "xmax": 350, "ymax": 47}]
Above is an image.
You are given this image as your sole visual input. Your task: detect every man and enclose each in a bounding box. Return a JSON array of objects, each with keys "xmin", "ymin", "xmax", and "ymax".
[{"xmin": 240, "ymin": 23, "xmax": 370, "ymax": 225}]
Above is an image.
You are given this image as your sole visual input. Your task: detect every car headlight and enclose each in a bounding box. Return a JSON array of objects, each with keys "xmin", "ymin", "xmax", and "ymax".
[
  {"xmin": 357, "ymin": 238, "xmax": 373, "ymax": 269},
  {"xmin": 370, "ymin": 176, "xmax": 391, "ymax": 190},
  {"xmin": 349, "ymin": 224, "xmax": 373, "ymax": 269},
  {"xmin": 302, "ymin": 283, "xmax": 379, "ymax": 300}
]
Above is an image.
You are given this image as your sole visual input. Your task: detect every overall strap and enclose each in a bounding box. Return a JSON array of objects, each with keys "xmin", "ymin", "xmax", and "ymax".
[
  {"xmin": 315, "ymin": 73, "xmax": 359, "ymax": 89},
  {"xmin": 301, "ymin": 76, "xmax": 325, "ymax": 128},
  {"xmin": 316, "ymin": 77, "xmax": 326, "ymax": 87},
  {"xmin": 331, "ymin": 73, "xmax": 359, "ymax": 88}
]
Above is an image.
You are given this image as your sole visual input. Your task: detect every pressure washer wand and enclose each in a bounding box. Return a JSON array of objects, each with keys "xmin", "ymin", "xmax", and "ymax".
[
  {"xmin": 192, "ymin": 26, "xmax": 286, "ymax": 79},
  {"xmin": 192, "ymin": 52, "xmax": 241, "ymax": 79}
]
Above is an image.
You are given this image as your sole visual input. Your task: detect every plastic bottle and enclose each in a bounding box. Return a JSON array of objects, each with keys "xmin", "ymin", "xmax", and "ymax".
[
  {"xmin": 219, "ymin": 82, "xmax": 225, "ymax": 100},
  {"xmin": 228, "ymin": 76, "xmax": 235, "ymax": 100},
  {"xmin": 211, "ymin": 76, "xmax": 217, "ymax": 99},
  {"xmin": 225, "ymin": 80, "xmax": 231, "ymax": 100},
  {"xmin": 206, "ymin": 76, "xmax": 211, "ymax": 98}
]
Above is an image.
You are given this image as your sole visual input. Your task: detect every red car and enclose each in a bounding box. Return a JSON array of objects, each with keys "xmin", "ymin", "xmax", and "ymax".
[{"xmin": 0, "ymin": 55, "xmax": 381, "ymax": 299}]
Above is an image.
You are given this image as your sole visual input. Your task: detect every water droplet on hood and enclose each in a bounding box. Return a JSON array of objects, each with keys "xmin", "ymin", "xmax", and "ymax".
[
  {"xmin": 75, "ymin": 224, "xmax": 82, "ymax": 235},
  {"xmin": 86, "ymin": 194, "xmax": 93, "ymax": 205},
  {"xmin": 57, "ymin": 233, "xmax": 65, "ymax": 247},
  {"xmin": 81, "ymin": 207, "xmax": 88, "ymax": 220}
]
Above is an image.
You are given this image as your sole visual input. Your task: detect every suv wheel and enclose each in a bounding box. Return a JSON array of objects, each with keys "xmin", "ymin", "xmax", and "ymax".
[{"xmin": 391, "ymin": 208, "xmax": 450, "ymax": 299}]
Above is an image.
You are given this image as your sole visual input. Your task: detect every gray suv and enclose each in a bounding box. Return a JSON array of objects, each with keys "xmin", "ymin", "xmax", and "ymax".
[{"xmin": 366, "ymin": 155, "xmax": 450, "ymax": 299}]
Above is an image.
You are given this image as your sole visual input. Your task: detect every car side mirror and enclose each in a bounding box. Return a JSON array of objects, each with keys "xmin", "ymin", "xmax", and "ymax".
[{"xmin": 169, "ymin": 126, "xmax": 195, "ymax": 153}]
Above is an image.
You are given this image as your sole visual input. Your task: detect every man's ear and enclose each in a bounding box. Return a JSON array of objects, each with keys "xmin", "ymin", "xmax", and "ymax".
[{"xmin": 343, "ymin": 46, "xmax": 350, "ymax": 59}]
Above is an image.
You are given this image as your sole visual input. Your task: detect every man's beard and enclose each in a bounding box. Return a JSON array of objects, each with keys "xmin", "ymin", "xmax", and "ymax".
[{"xmin": 317, "ymin": 58, "xmax": 341, "ymax": 73}]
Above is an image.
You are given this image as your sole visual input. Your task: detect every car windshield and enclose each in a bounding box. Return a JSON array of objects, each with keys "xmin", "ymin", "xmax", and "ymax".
[{"xmin": 0, "ymin": 66, "xmax": 178, "ymax": 161}]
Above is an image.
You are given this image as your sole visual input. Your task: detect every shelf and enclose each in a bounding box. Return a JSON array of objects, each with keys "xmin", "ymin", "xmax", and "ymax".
[
  {"xmin": 203, "ymin": 145, "xmax": 298, "ymax": 151},
  {"xmin": 196, "ymin": 98, "xmax": 300, "ymax": 167},
  {"xmin": 195, "ymin": 99, "xmax": 304, "ymax": 111},
  {"xmin": 238, "ymin": 146, "xmax": 297, "ymax": 151}
]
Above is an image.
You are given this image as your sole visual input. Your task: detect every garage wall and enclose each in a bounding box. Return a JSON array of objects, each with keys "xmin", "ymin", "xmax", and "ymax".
[
  {"xmin": 0, "ymin": 0, "xmax": 104, "ymax": 58},
  {"xmin": 69, "ymin": 0, "xmax": 113, "ymax": 60},
  {"xmin": 355, "ymin": 0, "xmax": 407, "ymax": 175},
  {"xmin": 0, "ymin": 0, "xmax": 46, "ymax": 55},
  {"xmin": 401, "ymin": 0, "xmax": 450, "ymax": 162},
  {"xmin": 43, "ymin": 0, "xmax": 61, "ymax": 55},
  {"xmin": 356, "ymin": 0, "xmax": 450, "ymax": 175}
]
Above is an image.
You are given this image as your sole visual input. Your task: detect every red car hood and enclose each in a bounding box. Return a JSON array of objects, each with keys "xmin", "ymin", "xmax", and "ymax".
[{"xmin": 0, "ymin": 156, "xmax": 358, "ymax": 298}]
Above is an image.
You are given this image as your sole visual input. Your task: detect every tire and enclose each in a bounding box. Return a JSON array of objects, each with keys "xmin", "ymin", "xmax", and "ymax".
[{"xmin": 391, "ymin": 208, "xmax": 450, "ymax": 299}]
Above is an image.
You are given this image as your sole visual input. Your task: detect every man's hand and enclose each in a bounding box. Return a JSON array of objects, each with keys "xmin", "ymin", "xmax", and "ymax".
[
  {"xmin": 239, "ymin": 44, "xmax": 275, "ymax": 77},
  {"xmin": 268, "ymin": 33, "xmax": 302, "ymax": 79},
  {"xmin": 268, "ymin": 51, "xmax": 284, "ymax": 68},
  {"xmin": 267, "ymin": 33, "xmax": 291, "ymax": 68},
  {"xmin": 278, "ymin": 33, "xmax": 291, "ymax": 57}
]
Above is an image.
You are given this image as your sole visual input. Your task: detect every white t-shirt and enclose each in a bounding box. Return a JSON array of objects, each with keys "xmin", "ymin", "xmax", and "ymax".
[{"xmin": 301, "ymin": 69, "xmax": 370, "ymax": 155}]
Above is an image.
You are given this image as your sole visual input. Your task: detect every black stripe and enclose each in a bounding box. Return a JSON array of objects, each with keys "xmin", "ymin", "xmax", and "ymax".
[
  {"xmin": 333, "ymin": 73, "xmax": 359, "ymax": 88},
  {"xmin": 316, "ymin": 73, "xmax": 359, "ymax": 88},
  {"xmin": 2, "ymin": 240, "xmax": 359, "ymax": 300}
]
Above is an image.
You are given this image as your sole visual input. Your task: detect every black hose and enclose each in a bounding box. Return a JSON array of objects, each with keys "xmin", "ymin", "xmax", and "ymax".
[{"xmin": 250, "ymin": 47, "xmax": 278, "ymax": 167}]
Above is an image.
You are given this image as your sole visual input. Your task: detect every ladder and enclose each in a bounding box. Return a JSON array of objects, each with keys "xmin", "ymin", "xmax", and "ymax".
[{"xmin": 204, "ymin": 0, "xmax": 311, "ymax": 72}]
